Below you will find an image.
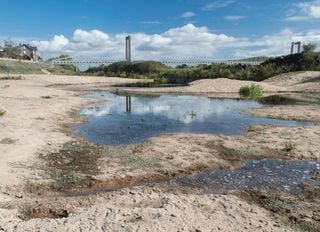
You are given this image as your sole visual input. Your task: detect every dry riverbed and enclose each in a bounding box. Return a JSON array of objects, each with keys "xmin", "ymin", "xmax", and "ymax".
[{"xmin": 0, "ymin": 73, "xmax": 319, "ymax": 231}]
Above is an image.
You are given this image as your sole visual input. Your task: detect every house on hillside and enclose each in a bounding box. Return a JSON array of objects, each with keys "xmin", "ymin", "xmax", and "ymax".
[
  {"xmin": 0, "ymin": 45, "xmax": 4, "ymax": 57},
  {"xmin": 20, "ymin": 44, "xmax": 38, "ymax": 61}
]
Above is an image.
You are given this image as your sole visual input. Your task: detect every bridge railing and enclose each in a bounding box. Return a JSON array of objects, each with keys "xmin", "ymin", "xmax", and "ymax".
[
  {"xmin": 52, "ymin": 59, "xmax": 123, "ymax": 65},
  {"xmin": 52, "ymin": 59, "xmax": 263, "ymax": 66}
]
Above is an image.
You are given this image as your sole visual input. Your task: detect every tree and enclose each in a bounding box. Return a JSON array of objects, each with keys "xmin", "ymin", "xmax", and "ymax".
[
  {"xmin": 2, "ymin": 40, "xmax": 20, "ymax": 59},
  {"xmin": 57, "ymin": 54, "xmax": 72, "ymax": 60},
  {"xmin": 47, "ymin": 54, "xmax": 72, "ymax": 62},
  {"xmin": 303, "ymin": 43, "xmax": 317, "ymax": 54},
  {"xmin": 302, "ymin": 43, "xmax": 319, "ymax": 70}
]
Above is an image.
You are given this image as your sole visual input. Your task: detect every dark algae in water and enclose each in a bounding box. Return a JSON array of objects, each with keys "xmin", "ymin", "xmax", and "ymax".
[
  {"xmin": 259, "ymin": 95, "xmax": 300, "ymax": 105},
  {"xmin": 175, "ymin": 159, "xmax": 320, "ymax": 194}
]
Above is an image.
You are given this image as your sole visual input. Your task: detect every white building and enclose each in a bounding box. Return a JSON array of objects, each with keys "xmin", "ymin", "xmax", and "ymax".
[{"xmin": 20, "ymin": 44, "xmax": 38, "ymax": 61}]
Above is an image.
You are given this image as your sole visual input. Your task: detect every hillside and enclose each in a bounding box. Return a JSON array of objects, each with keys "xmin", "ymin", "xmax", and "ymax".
[
  {"xmin": 263, "ymin": 71, "xmax": 320, "ymax": 93},
  {"xmin": 84, "ymin": 52, "xmax": 320, "ymax": 84},
  {"xmin": 264, "ymin": 71, "xmax": 320, "ymax": 86},
  {"xmin": 263, "ymin": 52, "xmax": 320, "ymax": 71},
  {"xmin": 0, "ymin": 58, "xmax": 78, "ymax": 75},
  {"xmin": 238, "ymin": 56, "xmax": 271, "ymax": 62}
]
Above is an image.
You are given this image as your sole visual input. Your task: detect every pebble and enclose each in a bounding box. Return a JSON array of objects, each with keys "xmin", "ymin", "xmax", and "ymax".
[{"xmin": 15, "ymin": 194, "xmax": 23, "ymax": 199}]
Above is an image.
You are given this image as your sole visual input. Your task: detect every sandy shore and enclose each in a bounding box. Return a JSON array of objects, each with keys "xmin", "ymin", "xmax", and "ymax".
[
  {"xmin": 0, "ymin": 73, "xmax": 319, "ymax": 231},
  {"xmin": 107, "ymin": 71, "xmax": 320, "ymax": 95},
  {"xmin": 0, "ymin": 75, "xmax": 145, "ymax": 186}
]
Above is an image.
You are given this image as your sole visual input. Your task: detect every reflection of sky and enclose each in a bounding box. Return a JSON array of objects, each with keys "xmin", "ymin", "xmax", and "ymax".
[
  {"xmin": 75, "ymin": 92, "xmax": 308, "ymax": 145},
  {"xmin": 81, "ymin": 93, "xmax": 261, "ymax": 124}
]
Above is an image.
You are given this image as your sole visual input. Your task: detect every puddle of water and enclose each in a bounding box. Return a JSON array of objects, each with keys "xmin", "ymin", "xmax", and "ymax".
[
  {"xmin": 74, "ymin": 92, "xmax": 311, "ymax": 145},
  {"xmin": 175, "ymin": 159, "xmax": 320, "ymax": 194},
  {"xmin": 113, "ymin": 82, "xmax": 188, "ymax": 88}
]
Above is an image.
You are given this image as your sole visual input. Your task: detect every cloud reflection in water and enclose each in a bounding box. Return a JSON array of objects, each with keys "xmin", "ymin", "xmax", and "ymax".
[{"xmin": 75, "ymin": 93, "xmax": 306, "ymax": 145}]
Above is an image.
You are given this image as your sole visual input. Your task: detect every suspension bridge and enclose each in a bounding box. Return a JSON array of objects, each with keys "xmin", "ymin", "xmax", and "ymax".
[
  {"xmin": 52, "ymin": 36, "xmax": 263, "ymax": 67},
  {"xmin": 52, "ymin": 58, "xmax": 263, "ymax": 66}
]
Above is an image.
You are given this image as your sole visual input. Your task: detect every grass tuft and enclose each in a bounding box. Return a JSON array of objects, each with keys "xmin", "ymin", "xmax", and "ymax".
[
  {"xmin": 0, "ymin": 138, "xmax": 18, "ymax": 144},
  {"xmin": 240, "ymin": 84, "xmax": 263, "ymax": 99},
  {"xmin": 0, "ymin": 109, "xmax": 6, "ymax": 117},
  {"xmin": 126, "ymin": 156, "xmax": 162, "ymax": 169},
  {"xmin": 283, "ymin": 140, "xmax": 298, "ymax": 152},
  {"xmin": 0, "ymin": 75, "xmax": 23, "ymax": 80},
  {"xmin": 41, "ymin": 96, "xmax": 52, "ymax": 99}
]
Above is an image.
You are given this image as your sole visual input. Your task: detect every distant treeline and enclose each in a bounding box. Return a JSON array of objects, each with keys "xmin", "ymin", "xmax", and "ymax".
[{"xmin": 85, "ymin": 45, "xmax": 320, "ymax": 84}]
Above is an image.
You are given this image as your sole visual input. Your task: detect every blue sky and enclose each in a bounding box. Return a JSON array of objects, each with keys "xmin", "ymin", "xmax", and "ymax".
[{"xmin": 1, "ymin": 0, "xmax": 320, "ymax": 60}]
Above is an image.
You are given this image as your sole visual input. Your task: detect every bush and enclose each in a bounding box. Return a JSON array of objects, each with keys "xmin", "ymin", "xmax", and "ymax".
[
  {"xmin": 283, "ymin": 140, "xmax": 297, "ymax": 152},
  {"xmin": 0, "ymin": 109, "xmax": 6, "ymax": 117},
  {"xmin": 88, "ymin": 61, "xmax": 168, "ymax": 77},
  {"xmin": 240, "ymin": 84, "xmax": 263, "ymax": 99},
  {"xmin": 41, "ymin": 96, "xmax": 52, "ymax": 99},
  {"xmin": 0, "ymin": 76, "xmax": 23, "ymax": 80}
]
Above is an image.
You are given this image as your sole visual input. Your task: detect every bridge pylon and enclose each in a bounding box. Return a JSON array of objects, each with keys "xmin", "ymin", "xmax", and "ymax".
[{"xmin": 125, "ymin": 36, "xmax": 131, "ymax": 62}]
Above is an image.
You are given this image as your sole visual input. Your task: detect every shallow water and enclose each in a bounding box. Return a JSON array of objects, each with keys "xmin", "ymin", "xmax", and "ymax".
[
  {"xmin": 175, "ymin": 159, "xmax": 320, "ymax": 194},
  {"xmin": 74, "ymin": 92, "xmax": 310, "ymax": 145}
]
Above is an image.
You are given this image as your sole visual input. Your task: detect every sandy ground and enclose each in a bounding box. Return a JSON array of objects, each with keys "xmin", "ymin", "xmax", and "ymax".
[
  {"xmin": 107, "ymin": 71, "xmax": 320, "ymax": 95},
  {"xmin": 1, "ymin": 185, "xmax": 288, "ymax": 232},
  {"xmin": 0, "ymin": 73, "xmax": 319, "ymax": 231},
  {"xmin": 264, "ymin": 71, "xmax": 320, "ymax": 93},
  {"xmin": 0, "ymin": 75, "xmax": 145, "ymax": 186},
  {"xmin": 109, "ymin": 78, "xmax": 287, "ymax": 95}
]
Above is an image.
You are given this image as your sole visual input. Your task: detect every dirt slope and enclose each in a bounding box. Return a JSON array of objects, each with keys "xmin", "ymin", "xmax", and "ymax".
[{"xmin": 264, "ymin": 71, "xmax": 320, "ymax": 92}]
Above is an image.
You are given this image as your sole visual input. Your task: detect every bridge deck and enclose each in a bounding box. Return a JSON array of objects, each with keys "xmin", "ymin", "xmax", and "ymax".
[{"xmin": 52, "ymin": 59, "xmax": 263, "ymax": 66}]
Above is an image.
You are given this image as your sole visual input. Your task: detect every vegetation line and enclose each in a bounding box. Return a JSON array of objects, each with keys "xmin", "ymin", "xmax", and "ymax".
[{"xmin": 85, "ymin": 43, "xmax": 320, "ymax": 84}]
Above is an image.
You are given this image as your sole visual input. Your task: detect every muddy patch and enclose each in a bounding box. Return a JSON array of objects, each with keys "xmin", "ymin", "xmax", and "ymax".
[
  {"xmin": 16, "ymin": 129, "xmax": 318, "ymax": 203},
  {"xmin": 59, "ymin": 142, "xmax": 288, "ymax": 196},
  {"xmin": 19, "ymin": 204, "xmax": 71, "ymax": 220},
  {"xmin": 238, "ymin": 185, "xmax": 320, "ymax": 232},
  {"xmin": 37, "ymin": 141, "xmax": 103, "ymax": 191}
]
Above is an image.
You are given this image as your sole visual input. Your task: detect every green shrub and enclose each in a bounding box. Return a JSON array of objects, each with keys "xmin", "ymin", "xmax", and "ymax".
[
  {"xmin": 41, "ymin": 96, "xmax": 52, "ymax": 99},
  {"xmin": 0, "ymin": 109, "xmax": 6, "ymax": 117},
  {"xmin": 283, "ymin": 140, "xmax": 297, "ymax": 152},
  {"xmin": 0, "ymin": 76, "xmax": 23, "ymax": 80},
  {"xmin": 240, "ymin": 84, "xmax": 263, "ymax": 99},
  {"xmin": 0, "ymin": 138, "xmax": 18, "ymax": 144}
]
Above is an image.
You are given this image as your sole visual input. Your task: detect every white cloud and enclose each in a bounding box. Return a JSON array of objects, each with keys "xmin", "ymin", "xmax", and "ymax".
[
  {"xmin": 32, "ymin": 29, "xmax": 120, "ymax": 57},
  {"xmin": 72, "ymin": 29, "xmax": 109, "ymax": 44},
  {"xmin": 203, "ymin": 0, "xmax": 236, "ymax": 10},
  {"xmin": 286, "ymin": 0, "xmax": 320, "ymax": 21},
  {"xmin": 234, "ymin": 28, "xmax": 320, "ymax": 58},
  {"xmin": 285, "ymin": 16, "xmax": 310, "ymax": 21},
  {"xmin": 181, "ymin": 11, "xmax": 196, "ymax": 18},
  {"xmin": 30, "ymin": 24, "xmax": 320, "ymax": 61},
  {"xmin": 32, "ymin": 35, "xmax": 69, "ymax": 53},
  {"xmin": 136, "ymin": 24, "xmax": 239, "ymax": 59},
  {"xmin": 225, "ymin": 15, "xmax": 246, "ymax": 21},
  {"xmin": 310, "ymin": 4, "xmax": 320, "ymax": 17}
]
